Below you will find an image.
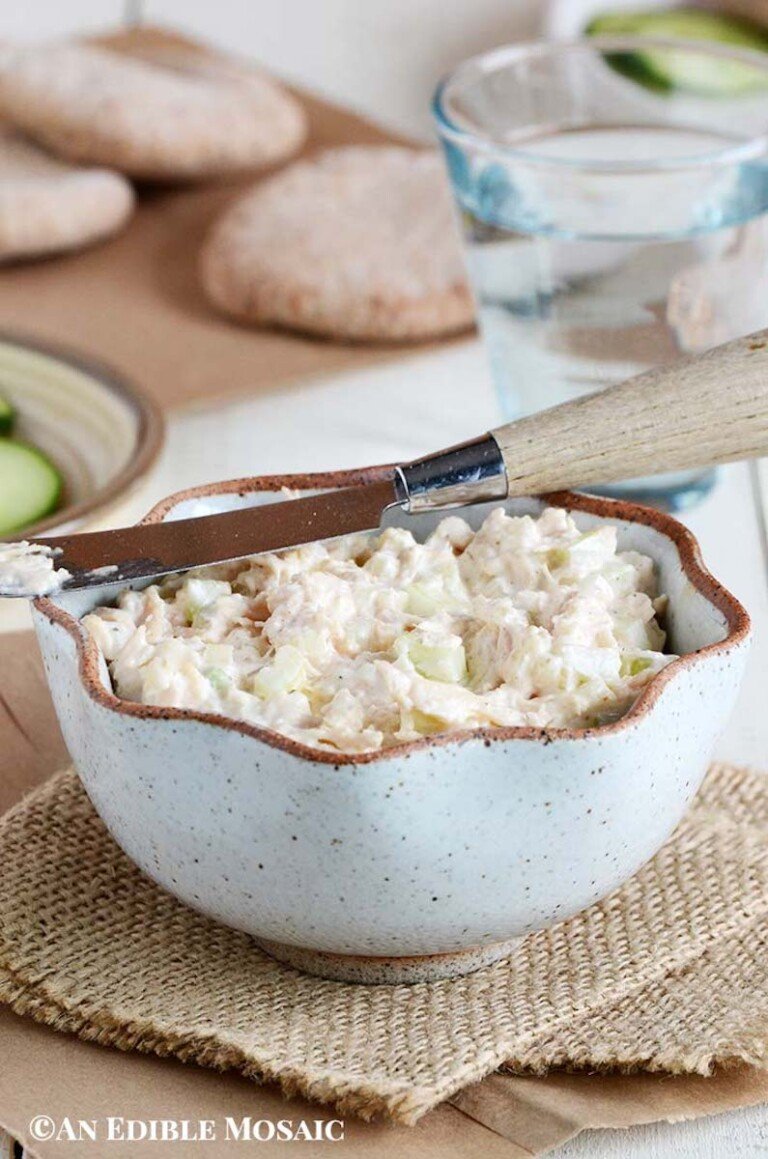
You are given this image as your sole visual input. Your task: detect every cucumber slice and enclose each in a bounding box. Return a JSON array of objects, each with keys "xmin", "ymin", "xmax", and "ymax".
[
  {"xmin": 0, "ymin": 394, "xmax": 14, "ymax": 436},
  {"xmin": 587, "ymin": 8, "xmax": 768, "ymax": 95},
  {"xmin": 0, "ymin": 439, "xmax": 63, "ymax": 535}
]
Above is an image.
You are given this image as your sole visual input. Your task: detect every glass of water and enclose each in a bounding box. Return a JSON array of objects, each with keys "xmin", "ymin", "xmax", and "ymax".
[{"xmin": 434, "ymin": 37, "xmax": 768, "ymax": 510}]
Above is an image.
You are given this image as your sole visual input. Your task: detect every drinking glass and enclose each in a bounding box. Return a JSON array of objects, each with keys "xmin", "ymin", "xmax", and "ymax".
[{"xmin": 434, "ymin": 37, "xmax": 768, "ymax": 510}]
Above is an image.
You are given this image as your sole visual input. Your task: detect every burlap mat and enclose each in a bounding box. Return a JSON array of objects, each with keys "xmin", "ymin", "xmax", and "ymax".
[{"xmin": 1, "ymin": 763, "xmax": 767, "ymax": 1126}]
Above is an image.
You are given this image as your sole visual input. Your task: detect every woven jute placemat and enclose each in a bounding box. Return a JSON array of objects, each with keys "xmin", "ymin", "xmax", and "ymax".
[{"xmin": 1, "ymin": 763, "xmax": 767, "ymax": 1126}]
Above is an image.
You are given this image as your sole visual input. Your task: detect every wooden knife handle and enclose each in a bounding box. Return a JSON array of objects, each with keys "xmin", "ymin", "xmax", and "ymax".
[{"xmin": 491, "ymin": 329, "xmax": 768, "ymax": 496}]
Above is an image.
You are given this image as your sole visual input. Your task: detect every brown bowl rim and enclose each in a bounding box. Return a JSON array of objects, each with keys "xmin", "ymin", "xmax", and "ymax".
[
  {"xmin": 36, "ymin": 466, "xmax": 751, "ymax": 766},
  {"xmin": 0, "ymin": 330, "xmax": 164, "ymax": 535}
]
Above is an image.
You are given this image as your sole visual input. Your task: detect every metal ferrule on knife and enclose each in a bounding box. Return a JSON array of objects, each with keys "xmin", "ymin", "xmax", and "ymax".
[{"xmin": 394, "ymin": 433, "xmax": 509, "ymax": 512}]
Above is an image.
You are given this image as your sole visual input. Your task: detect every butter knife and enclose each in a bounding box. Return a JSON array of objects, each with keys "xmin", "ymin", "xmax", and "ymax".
[{"xmin": 3, "ymin": 327, "xmax": 768, "ymax": 598}]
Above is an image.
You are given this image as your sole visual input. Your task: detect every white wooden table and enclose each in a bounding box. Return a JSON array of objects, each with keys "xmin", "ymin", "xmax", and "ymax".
[{"xmin": 6, "ymin": 2, "xmax": 768, "ymax": 1154}]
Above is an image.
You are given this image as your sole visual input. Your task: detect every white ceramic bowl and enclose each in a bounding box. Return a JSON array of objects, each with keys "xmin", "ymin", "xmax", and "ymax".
[{"xmin": 32, "ymin": 469, "xmax": 751, "ymax": 983}]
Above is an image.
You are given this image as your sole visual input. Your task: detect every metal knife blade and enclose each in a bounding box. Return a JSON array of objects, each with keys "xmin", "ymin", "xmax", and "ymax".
[{"xmin": 3, "ymin": 478, "xmax": 401, "ymax": 597}]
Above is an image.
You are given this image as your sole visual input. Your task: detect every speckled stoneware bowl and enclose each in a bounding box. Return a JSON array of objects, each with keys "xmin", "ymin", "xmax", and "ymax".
[{"xmin": 32, "ymin": 468, "xmax": 751, "ymax": 984}]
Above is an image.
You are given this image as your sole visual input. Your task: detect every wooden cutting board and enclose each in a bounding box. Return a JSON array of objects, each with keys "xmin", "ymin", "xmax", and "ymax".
[{"xmin": 0, "ymin": 25, "xmax": 469, "ymax": 413}]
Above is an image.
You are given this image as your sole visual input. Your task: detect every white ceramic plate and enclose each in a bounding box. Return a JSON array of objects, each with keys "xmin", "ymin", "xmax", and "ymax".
[{"xmin": 0, "ymin": 333, "xmax": 163, "ymax": 631}]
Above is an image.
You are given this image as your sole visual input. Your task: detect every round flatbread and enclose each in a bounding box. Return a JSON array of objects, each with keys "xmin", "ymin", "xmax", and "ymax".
[
  {"xmin": 199, "ymin": 146, "xmax": 475, "ymax": 342},
  {"xmin": 0, "ymin": 128, "xmax": 133, "ymax": 261},
  {"xmin": 0, "ymin": 44, "xmax": 307, "ymax": 181}
]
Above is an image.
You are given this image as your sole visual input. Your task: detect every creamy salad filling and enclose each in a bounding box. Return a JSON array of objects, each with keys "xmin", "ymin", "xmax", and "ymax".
[
  {"xmin": 82, "ymin": 507, "xmax": 674, "ymax": 753},
  {"xmin": 0, "ymin": 540, "xmax": 70, "ymax": 596}
]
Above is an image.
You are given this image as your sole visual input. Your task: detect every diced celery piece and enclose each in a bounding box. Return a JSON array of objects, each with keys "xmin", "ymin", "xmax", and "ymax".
[
  {"xmin": 407, "ymin": 635, "xmax": 467, "ymax": 683},
  {"xmin": 251, "ymin": 645, "xmax": 307, "ymax": 698},
  {"xmin": 206, "ymin": 667, "xmax": 231, "ymax": 694},
  {"xmin": 184, "ymin": 578, "xmax": 231, "ymax": 623},
  {"xmin": 547, "ymin": 547, "xmax": 570, "ymax": 570},
  {"xmin": 620, "ymin": 655, "xmax": 653, "ymax": 678},
  {"xmin": 547, "ymin": 529, "xmax": 614, "ymax": 574},
  {"xmin": 411, "ymin": 709, "xmax": 448, "ymax": 735},
  {"xmin": 204, "ymin": 643, "xmax": 234, "ymax": 668},
  {"xmin": 405, "ymin": 582, "xmax": 448, "ymax": 617}
]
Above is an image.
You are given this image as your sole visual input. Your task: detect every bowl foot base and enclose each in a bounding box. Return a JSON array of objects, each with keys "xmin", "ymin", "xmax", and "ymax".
[{"xmin": 253, "ymin": 936, "xmax": 521, "ymax": 984}]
